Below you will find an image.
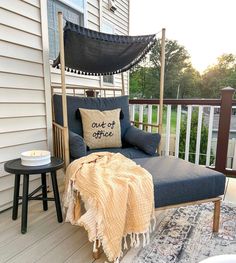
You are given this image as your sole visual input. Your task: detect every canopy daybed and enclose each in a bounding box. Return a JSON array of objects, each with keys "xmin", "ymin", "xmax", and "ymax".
[
  {"xmin": 52, "ymin": 12, "xmax": 225, "ymax": 260},
  {"xmin": 52, "ymin": 13, "xmax": 165, "ymax": 167}
]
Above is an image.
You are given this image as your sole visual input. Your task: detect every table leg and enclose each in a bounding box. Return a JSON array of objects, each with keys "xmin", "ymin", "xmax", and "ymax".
[
  {"xmin": 12, "ymin": 174, "xmax": 21, "ymax": 220},
  {"xmin": 21, "ymin": 174, "xmax": 29, "ymax": 234},
  {"xmin": 41, "ymin": 173, "xmax": 48, "ymax": 211},
  {"xmin": 51, "ymin": 171, "xmax": 63, "ymax": 223}
]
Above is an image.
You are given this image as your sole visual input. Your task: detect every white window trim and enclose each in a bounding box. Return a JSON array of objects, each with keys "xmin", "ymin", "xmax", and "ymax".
[
  {"xmin": 58, "ymin": 0, "xmax": 85, "ymax": 14},
  {"xmin": 101, "ymin": 19, "xmax": 115, "ymax": 85},
  {"xmin": 101, "ymin": 19, "xmax": 115, "ymax": 35},
  {"xmin": 48, "ymin": 0, "xmax": 87, "ymax": 64},
  {"xmin": 58, "ymin": 0, "xmax": 88, "ymax": 27},
  {"xmin": 83, "ymin": 0, "xmax": 88, "ymax": 27}
]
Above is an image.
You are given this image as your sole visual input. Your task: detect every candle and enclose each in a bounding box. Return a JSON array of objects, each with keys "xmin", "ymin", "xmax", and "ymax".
[{"xmin": 21, "ymin": 150, "xmax": 51, "ymax": 166}]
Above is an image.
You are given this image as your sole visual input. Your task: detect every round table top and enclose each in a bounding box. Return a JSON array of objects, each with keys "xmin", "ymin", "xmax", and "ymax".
[
  {"xmin": 199, "ymin": 254, "xmax": 236, "ymax": 263},
  {"xmin": 4, "ymin": 157, "xmax": 64, "ymax": 174}
]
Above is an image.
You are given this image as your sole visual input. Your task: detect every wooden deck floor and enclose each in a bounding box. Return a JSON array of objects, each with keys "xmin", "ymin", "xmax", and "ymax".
[{"xmin": 0, "ymin": 177, "xmax": 235, "ymax": 263}]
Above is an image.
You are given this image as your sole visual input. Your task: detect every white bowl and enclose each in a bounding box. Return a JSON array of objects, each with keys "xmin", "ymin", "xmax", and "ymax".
[
  {"xmin": 21, "ymin": 150, "xmax": 51, "ymax": 166},
  {"xmin": 199, "ymin": 254, "xmax": 236, "ymax": 263}
]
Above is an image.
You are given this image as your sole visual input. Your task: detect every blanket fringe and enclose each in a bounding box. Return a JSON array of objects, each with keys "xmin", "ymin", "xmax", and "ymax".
[
  {"xmin": 93, "ymin": 240, "xmax": 98, "ymax": 252},
  {"xmin": 123, "ymin": 236, "xmax": 128, "ymax": 250},
  {"xmin": 152, "ymin": 216, "xmax": 157, "ymax": 231},
  {"xmin": 134, "ymin": 233, "xmax": 140, "ymax": 248},
  {"xmin": 130, "ymin": 233, "xmax": 134, "ymax": 247},
  {"xmin": 92, "ymin": 227, "xmax": 155, "ymax": 262},
  {"xmin": 147, "ymin": 231, "xmax": 150, "ymax": 244},
  {"xmin": 98, "ymin": 238, "xmax": 101, "ymax": 248},
  {"xmin": 142, "ymin": 233, "xmax": 146, "ymax": 247}
]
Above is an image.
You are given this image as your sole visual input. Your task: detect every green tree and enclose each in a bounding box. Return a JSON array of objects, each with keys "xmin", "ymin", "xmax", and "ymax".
[
  {"xmin": 201, "ymin": 54, "xmax": 236, "ymax": 98},
  {"xmin": 179, "ymin": 110, "xmax": 214, "ymax": 165},
  {"xmin": 130, "ymin": 39, "xmax": 201, "ymax": 99},
  {"xmin": 150, "ymin": 39, "xmax": 194, "ymax": 98},
  {"xmin": 130, "ymin": 66, "xmax": 159, "ymax": 98},
  {"xmin": 178, "ymin": 66, "xmax": 202, "ymax": 98}
]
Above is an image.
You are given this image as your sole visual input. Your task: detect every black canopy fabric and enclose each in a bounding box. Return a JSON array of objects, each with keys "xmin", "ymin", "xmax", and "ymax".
[{"xmin": 53, "ymin": 21, "xmax": 156, "ymax": 76}]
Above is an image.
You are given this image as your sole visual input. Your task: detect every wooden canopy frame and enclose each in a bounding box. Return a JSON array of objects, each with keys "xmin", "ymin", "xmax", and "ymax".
[{"xmin": 54, "ymin": 12, "xmax": 166, "ymax": 167}]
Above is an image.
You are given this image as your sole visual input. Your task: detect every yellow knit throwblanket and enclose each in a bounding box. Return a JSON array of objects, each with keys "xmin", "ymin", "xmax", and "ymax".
[{"xmin": 63, "ymin": 152, "xmax": 155, "ymax": 262}]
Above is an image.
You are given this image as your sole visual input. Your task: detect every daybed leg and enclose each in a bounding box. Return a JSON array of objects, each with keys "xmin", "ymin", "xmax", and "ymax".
[
  {"xmin": 213, "ymin": 199, "xmax": 221, "ymax": 233},
  {"xmin": 93, "ymin": 240, "xmax": 100, "ymax": 260}
]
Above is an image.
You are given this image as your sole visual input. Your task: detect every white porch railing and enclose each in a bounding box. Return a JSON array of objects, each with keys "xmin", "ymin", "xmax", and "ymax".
[{"xmin": 129, "ymin": 102, "xmax": 236, "ymax": 169}]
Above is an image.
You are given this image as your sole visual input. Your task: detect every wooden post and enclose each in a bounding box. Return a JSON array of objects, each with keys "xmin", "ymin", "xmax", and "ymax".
[
  {"xmin": 215, "ymin": 87, "xmax": 235, "ymax": 173},
  {"xmin": 158, "ymin": 28, "xmax": 166, "ymax": 136},
  {"xmin": 58, "ymin": 12, "xmax": 70, "ymax": 168},
  {"xmin": 121, "ymin": 72, "xmax": 125, "ymax": 95},
  {"xmin": 213, "ymin": 199, "xmax": 221, "ymax": 232}
]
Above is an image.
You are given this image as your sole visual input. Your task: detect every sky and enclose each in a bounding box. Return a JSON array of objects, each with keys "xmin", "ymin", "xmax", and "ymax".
[{"xmin": 130, "ymin": 0, "xmax": 236, "ymax": 73}]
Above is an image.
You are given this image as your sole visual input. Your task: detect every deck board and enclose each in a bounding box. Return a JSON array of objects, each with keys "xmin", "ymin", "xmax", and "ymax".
[
  {"xmin": 7, "ymin": 223, "xmax": 79, "ymax": 263},
  {"xmin": 37, "ymin": 229, "xmax": 88, "ymax": 263},
  {"xmin": 0, "ymin": 177, "xmax": 235, "ymax": 263},
  {"xmin": 64, "ymin": 242, "xmax": 94, "ymax": 263},
  {"xmin": 0, "ymin": 212, "xmax": 61, "ymax": 262}
]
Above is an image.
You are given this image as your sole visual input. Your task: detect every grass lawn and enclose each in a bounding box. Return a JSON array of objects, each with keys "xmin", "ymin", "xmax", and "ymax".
[{"xmin": 134, "ymin": 105, "xmax": 178, "ymax": 133}]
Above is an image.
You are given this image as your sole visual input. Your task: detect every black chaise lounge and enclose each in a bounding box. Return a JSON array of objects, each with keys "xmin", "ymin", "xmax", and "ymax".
[
  {"xmin": 53, "ymin": 94, "xmax": 225, "ymax": 231},
  {"xmin": 52, "ymin": 16, "xmax": 225, "ymax": 260}
]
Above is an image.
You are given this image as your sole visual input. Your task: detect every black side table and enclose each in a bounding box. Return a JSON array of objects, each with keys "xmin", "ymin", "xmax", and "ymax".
[{"xmin": 4, "ymin": 157, "xmax": 64, "ymax": 234}]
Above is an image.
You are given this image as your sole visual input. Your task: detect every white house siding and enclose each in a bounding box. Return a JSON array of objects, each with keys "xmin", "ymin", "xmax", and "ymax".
[
  {"xmin": 0, "ymin": 0, "xmax": 130, "ymax": 211},
  {"xmin": 0, "ymin": 0, "xmax": 51, "ymax": 211},
  {"xmin": 101, "ymin": 0, "xmax": 129, "ymax": 95},
  {"xmin": 50, "ymin": 0, "xmax": 130, "ymax": 96}
]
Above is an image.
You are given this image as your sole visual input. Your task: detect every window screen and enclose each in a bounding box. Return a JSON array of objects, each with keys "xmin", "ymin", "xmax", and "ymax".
[
  {"xmin": 101, "ymin": 20, "xmax": 115, "ymax": 84},
  {"xmin": 47, "ymin": 0, "xmax": 84, "ymax": 60},
  {"xmin": 103, "ymin": 75, "xmax": 114, "ymax": 84}
]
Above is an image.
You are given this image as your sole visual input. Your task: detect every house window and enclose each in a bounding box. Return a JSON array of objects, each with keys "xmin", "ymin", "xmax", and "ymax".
[
  {"xmin": 47, "ymin": 0, "xmax": 84, "ymax": 60},
  {"xmin": 101, "ymin": 20, "xmax": 115, "ymax": 85}
]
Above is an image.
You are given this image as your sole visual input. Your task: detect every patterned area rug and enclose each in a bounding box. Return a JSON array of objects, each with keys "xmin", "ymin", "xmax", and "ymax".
[{"xmin": 122, "ymin": 202, "xmax": 236, "ymax": 263}]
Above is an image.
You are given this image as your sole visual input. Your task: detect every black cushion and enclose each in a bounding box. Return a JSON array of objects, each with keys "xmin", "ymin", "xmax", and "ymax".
[
  {"xmin": 124, "ymin": 126, "xmax": 161, "ymax": 155},
  {"xmin": 134, "ymin": 156, "xmax": 226, "ymax": 208},
  {"xmin": 53, "ymin": 94, "xmax": 131, "ymax": 140},
  {"xmin": 87, "ymin": 147, "xmax": 157, "ymax": 159},
  {"xmin": 69, "ymin": 130, "xmax": 87, "ymax": 159}
]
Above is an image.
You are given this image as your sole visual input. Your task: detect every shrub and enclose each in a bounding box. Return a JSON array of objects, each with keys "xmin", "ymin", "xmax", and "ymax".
[{"xmin": 179, "ymin": 109, "xmax": 214, "ymax": 165}]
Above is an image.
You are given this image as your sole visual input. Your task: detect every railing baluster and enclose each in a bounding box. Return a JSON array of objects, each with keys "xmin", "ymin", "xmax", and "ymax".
[
  {"xmin": 129, "ymin": 104, "xmax": 135, "ymax": 122},
  {"xmin": 156, "ymin": 105, "xmax": 159, "ymax": 133},
  {"xmin": 175, "ymin": 105, "xmax": 181, "ymax": 158},
  {"xmin": 227, "ymin": 138, "xmax": 235, "ymax": 169},
  {"xmin": 139, "ymin": 105, "xmax": 144, "ymax": 130},
  {"xmin": 206, "ymin": 106, "xmax": 214, "ymax": 166},
  {"xmin": 195, "ymin": 106, "xmax": 203, "ymax": 165},
  {"xmin": 165, "ymin": 105, "xmax": 171, "ymax": 156},
  {"xmin": 185, "ymin": 105, "xmax": 192, "ymax": 161},
  {"xmin": 147, "ymin": 105, "xmax": 152, "ymax": 132},
  {"xmin": 232, "ymin": 138, "xmax": 236, "ymax": 170}
]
